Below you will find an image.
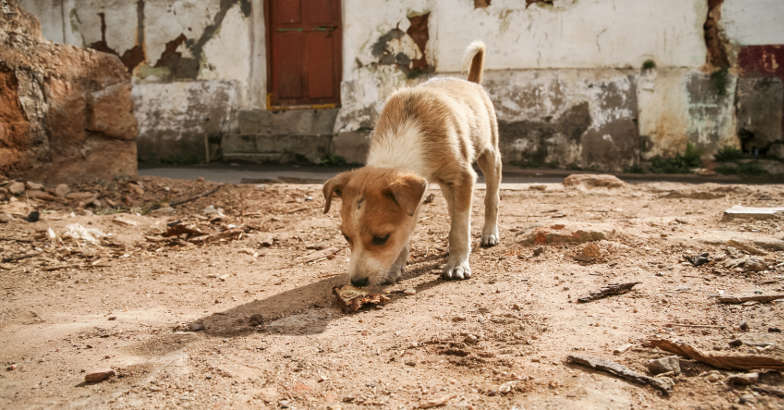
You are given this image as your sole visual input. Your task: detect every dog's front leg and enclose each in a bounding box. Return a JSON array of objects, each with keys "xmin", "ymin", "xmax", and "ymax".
[
  {"xmin": 387, "ymin": 244, "xmax": 409, "ymax": 283},
  {"xmin": 440, "ymin": 171, "xmax": 475, "ymax": 280}
]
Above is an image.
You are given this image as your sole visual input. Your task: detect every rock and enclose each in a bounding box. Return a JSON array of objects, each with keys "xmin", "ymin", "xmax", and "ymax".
[
  {"xmin": 54, "ymin": 183, "xmax": 69, "ymax": 197},
  {"xmin": 248, "ymin": 314, "xmax": 264, "ymax": 327},
  {"xmin": 727, "ymin": 372, "xmax": 759, "ymax": 386},
  {"xmin": 25, "ymin": 181, "xmax": 42, "ymax": 190},
  {"xmin": 0, "ymin": 0, "xmax": 137, "ymax": 183},
  {"xmin": 84, "ymin": 368, "xmax": 115, "ymax": 383},
  {"xmin": 685, "ymin": 252, "xmax": 710, "ymax": 267},
  {"xmin": 26, "ymin": 190, "xmax": 54, "ymax": 201},
  {"xmin": 8, "ymin": 181, "xmax": 25, "ymax": 195},
  {"xmin": 278, "ymin": 399, "xmax": 291, "ymax": 408},
  {"xmin": 574, "ymin": 243, "xmax": 602, "ymax": 263},
  {"xmin": 87, "ymin": 83, "xmax": 137, "ymax": 140},
  {"xmin": 66, "ymin": 192, "xmax": 96, "ymax": 201},
  {"xmin": 740, "ymin": 321, "xmax": 749, "ymax": 331},
  {"xmin": 563, "ymin": 174, "xmax": 625, "ymax": 188},
  {"xmin": 519, "ymin": 224, "xmax": 611, "ymax": 246},
  {"xmin": 705, "ymin": 372, "xmax": 722, "ymax": 383},
  {"xmin": 646, "ymin": 356, "xmax": 681, "ymax": 375},
  {"xmin": 743, "ymin": 257, "xmax": 767, "ymax": 272},
  {"xmin": 739, "ymin": 393, "xmax": 756, "ymax": 404},
  {"xmin": 150, "ymin": 206, "xmax": 175, "ymax": 216},
  {"xmin": 26, "ymin": 210, "xmax": 39, "ymax": 222},
  {"xmin": 0, "ymin": 213, "xmax": 10, "ymax": 223},
  {"xmin": 128, "ymin": 183, "xmax": 144, "ymax": 196}
]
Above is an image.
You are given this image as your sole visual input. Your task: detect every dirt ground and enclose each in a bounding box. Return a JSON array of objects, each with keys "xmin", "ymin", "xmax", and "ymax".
[{"xmin": 1, "ymin": 175, "xmax": 783, "ymax": 409}]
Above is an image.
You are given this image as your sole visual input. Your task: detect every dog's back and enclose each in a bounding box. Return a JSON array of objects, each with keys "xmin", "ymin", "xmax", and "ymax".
[{"xmin": 366, "ymin": 43, "xmax": 498, "ymax": 181}]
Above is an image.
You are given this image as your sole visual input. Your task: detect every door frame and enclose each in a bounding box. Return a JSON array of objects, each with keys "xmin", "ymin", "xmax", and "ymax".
[{"xmin": 264, "ymin": 0, "xmax": 342, "ymax": 110}]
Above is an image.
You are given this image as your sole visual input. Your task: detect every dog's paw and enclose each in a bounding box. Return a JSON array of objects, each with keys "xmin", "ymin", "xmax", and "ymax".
[
  {"xmin": 480, "ymin": 227, "xmax": 499, "ymax": 248},
  {"xmin": 442, "ymin": 260, "xmax": 472, "ymax": 280}
]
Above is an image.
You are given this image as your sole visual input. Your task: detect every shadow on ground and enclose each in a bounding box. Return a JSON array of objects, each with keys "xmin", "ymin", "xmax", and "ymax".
[{"xmin": 192, "ymin": 254, "xmax": 447, "ymax": 337}]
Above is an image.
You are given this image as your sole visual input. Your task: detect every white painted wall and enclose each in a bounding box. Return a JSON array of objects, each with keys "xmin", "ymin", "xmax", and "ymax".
[
  {"xmin": 434, "ymin": 0, "xmax": 708, "ymax": 71},
  {"xmin": 722, "ymin": 0, "xmax": 784, "ymax": 46}
]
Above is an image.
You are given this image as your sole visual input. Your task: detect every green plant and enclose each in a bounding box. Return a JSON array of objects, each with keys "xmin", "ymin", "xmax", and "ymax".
[
  {"xmin": 713, "ymin": 146, "xmax": 744, "ymax": 162},
  {"xmin": 319, "ymin": 153, "xmax": 349, "ymax": 167},
  {"xmin": 624, "ymin": 164, "xmax": 644, "ymax": 174},
  {"xmin": 716, "ymin": 161, "xmax": 768, "ymax": 176},
  {"xmin": 649, "ymin": 143, "xmax": 702, "ymax": 173},
  {"xmin": 642, "ymin": 59, "xmax": 656, "ymax": 71}
]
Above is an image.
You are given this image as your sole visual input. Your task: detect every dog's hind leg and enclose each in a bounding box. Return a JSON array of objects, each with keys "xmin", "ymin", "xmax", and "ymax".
[
  {"xmin": 477, "ymin": 149, "xmax": 501, "ymax": 247},
  {"xmin": 440, "ymin": 168, "xmax": 476, "ymax": 280}
]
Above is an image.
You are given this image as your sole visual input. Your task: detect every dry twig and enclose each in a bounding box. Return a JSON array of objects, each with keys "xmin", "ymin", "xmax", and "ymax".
[
  {"xmin": 577, "ymin": 282, "xmax": 641, "ymax": 303},
  {"xmin": 566, "ymin": 355, "xmax": 672, "ymax": 395}
]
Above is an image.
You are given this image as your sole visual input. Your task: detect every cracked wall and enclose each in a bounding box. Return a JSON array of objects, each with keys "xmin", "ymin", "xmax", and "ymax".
[{"xmin": 18, "ymin": 0, "xmax": 784, "ymax": 168}]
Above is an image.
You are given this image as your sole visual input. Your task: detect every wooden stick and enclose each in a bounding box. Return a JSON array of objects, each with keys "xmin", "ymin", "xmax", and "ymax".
[
  {"xmin": 577, "ymin": 282, "xmax": 641, "ymax": 303},
  {"xmin": 752, "ymin": 385, "xmax": 784, "ymax": 398},
  {"xmin": 170, "ymin": 185, "xmax": 222, "ymax": 207},
  {"xmin": 717, "ymin": 294, "xmax": 784, "ymax": 304},
  {"xmin": 1, "ymin": 252, "xmax": 40, "ymax": 263},
  {"xmin": 665, "ymin": 323, "xmax": 726, "ymax": 329},
  {"xmin": 648, "ymin": 338, "xmax": 784, "ymax": 370},
  {"xmin": 566, "ymin": 355, "xmax": 671, "ymax": 395}
]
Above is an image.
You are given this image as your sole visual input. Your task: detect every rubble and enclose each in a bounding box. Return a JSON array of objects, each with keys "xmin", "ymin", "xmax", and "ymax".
[
  {"xmin": 562, "ymin": 174, "xmax": 626, "ymax": 189},
  {"xmin": 0, "ymin": 0, "xmax": 137, "ymax": 183}
]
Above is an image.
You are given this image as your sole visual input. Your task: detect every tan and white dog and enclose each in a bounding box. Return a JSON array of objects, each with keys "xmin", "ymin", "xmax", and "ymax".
[{"xmin": 323, "ymin": 41, "xmax": 501, "ymax": 287}]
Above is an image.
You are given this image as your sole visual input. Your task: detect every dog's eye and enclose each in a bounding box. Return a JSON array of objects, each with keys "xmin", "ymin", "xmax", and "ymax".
[{"xmin": 371, "ymin": 234, "xmax": 390, "ymax": 246}]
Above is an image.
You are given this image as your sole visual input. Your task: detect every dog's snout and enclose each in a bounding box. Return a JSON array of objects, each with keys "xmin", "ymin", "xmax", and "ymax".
[{"xmin": 351, "ymin": 277, "xmax": 369, "ymax": 287}]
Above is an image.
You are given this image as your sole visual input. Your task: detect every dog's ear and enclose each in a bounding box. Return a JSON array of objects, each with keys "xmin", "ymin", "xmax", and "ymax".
[
  {"xmin": 386, "ymin": 174, "xmax": 427, "ymax": 216},
  {"xmin": 322, "ymin": 171, "xmax": 352, "ymax": 213}
]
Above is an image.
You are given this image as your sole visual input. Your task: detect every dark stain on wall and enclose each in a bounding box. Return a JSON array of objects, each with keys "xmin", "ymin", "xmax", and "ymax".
[
  {"xmin": 703, "ymin": 0, "xmax": 729, "ymax": 68},
  {"xmin": 406, "ymin": 13, "xmax": 431, "ymax": 75},
  {"xmin": 155, "ymin": 33, "xmax": 199, "ymax": 79},
  {"xmin": 525, "ymin": 0, "xmax": 553, "ymax": 8},
  {"xmin": 370, "ymin": 13, "xmax": 432, "ymax": 78},
  {"xmin": 499, "ymin": 102, "xmax": 591, "ymax": 168},
  {"xmin": 474, "ymin": 0, "xmax": 491, "ymax": 8},
  {"xmin": 86, "ymin": 2, "xmax": 146, "ymax": 73}
]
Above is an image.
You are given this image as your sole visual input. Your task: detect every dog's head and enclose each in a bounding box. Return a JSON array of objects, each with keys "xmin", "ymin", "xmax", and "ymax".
[{"xmin": 323, "ymin": 167, "xmax": 427, "ymax": 287}]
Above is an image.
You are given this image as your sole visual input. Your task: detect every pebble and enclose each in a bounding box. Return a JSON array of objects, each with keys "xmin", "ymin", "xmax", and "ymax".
[
  {"xmin": 403, "ymin": 288, "xmax": 416, "ymax": 295},
  {"xmin": 705, "ymin": 372, "xmax": 722, "ymax": 383},
  {"xmin": 279, "ymin": 399, "xmax": 291, "ymax": 408},
  {"xmin": 26, "ymin": 181, "xmax": 43, "ymax": 190},
  {"xmin": 0, "ymin": 213, "xmax": 10, "ymax": 223},
  {"xmin": 739, "ymin": 322, "xmax": 749, "ymax": 331},
  {"xmin": 84, "ymin": 368, "xmax": 115, "ymax": 383},
  {"xmin": 8, "ymin": 181, "xmax": 25, "ymax": 195},
  {"xmin": 55, "ymin": 183, "xmax": 70, "ymax": 197},
  {"xmin": 646, "ymin": 356, "xmax": 681, "ymax": 375},
  {"xmin": 739, "ymin": 393, "xmax": 756, "ymax": 404}
]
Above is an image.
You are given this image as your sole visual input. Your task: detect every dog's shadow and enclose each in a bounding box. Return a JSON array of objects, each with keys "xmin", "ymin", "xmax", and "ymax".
[{"xmin": 193, "ymin": 254, "xmax": 446, "ymax": 337}]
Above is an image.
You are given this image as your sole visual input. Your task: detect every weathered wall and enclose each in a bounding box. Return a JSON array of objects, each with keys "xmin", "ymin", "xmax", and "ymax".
[{"xmin": 18, "ymin": 0, "xmax": 784, "ymax": 170}]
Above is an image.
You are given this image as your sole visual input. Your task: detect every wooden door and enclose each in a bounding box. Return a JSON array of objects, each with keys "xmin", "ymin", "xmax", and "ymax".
[{"xmin": 266, "ymin": 0, "xmax": 342, "ymax": 108}]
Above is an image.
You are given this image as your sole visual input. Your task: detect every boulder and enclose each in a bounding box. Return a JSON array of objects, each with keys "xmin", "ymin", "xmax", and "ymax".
[{"xmin": 0, "ymin": 0, "xmax": 137, "ymax": 183}]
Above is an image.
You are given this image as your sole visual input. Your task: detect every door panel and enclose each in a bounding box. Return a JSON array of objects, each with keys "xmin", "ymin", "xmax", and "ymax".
[{"xmin": 267, "ymin": 0, "xmax": 341, "ymax": 107}]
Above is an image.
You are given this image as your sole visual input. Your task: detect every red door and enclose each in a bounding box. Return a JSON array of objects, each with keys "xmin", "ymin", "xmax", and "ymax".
[{"xmin": 266, "ymin": 0, "xmax": 342, "ymax": 108}]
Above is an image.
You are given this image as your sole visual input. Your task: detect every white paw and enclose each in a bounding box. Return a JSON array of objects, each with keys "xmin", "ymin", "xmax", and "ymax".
[
  {"xmin": 442, "ymin": 259, "xmax": 472, "ymax": 280},
  {"xmin": 481, "ymin": 227, "xmax": 499, "ymax": 247}
]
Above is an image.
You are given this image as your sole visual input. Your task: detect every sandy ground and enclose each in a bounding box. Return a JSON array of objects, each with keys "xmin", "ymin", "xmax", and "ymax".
[{"xmin": 1, "ymin": 175, "xmax": 783, "ymax": 409}]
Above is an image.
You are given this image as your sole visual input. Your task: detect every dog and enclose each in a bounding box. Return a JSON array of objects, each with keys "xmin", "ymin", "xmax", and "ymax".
[{"xmin": 323, "ymin": 41, "xmax": 501, "ymax": 287}]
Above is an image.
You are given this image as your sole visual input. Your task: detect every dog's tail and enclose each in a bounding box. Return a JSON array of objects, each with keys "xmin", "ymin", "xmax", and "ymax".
[{"xmin": 464, "ymin": 41, "xmax": 486, "ymax": 84}]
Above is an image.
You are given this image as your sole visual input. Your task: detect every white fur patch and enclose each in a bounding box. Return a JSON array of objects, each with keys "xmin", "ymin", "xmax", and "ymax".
[{"xmin": 367, "ymin": 119, "xmax": 427, "ymax": 176}]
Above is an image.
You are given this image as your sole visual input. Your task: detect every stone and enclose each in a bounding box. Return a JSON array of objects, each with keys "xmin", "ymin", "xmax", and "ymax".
[
  {"xmin": 646, "ymin": 356, "xmax": 681, "ymax": 375},
  {"xmin": 26, "ymin": 190, "xmax": 54, "ymax": 201},
  {"xmin": 66, "ymin": 192, "xmax": 96, "ymax": 201},
  {"xmin": 574, "ymin": 243, "xmax": 602, "ymax": 263},
  {"xmin": 727, "ymin": 372, "xmax": 759, "ymax": 386},
  {"xmin": 25, "ymin": 181, "xmax": 42, "ymax": 190},
  {"xmin": 705, "ymin": 372, "xmax": 722, "ymax": 383},
  {"xmin": 8, "ymin": 181, "xmax": 25, "ymax": 194},
  {"xmin": 519, "ymin": 224, "xmax": 611, "ymax": 246},
  {"xmin": 563, "ymin": 174, "xmax": 625, "ymax": 188},
  {"xmin": 84, "ymin": 368, "xmax": 115, "ymax": 383},
  {"xmin": 54, "ymin": 183, "xmax": 69, "ymax": 197},
  {"xmin": 0, "ymin": 213, "xmax": 11, "ymax": 223},
  {"xmin": 87, "ymin": 83, "xmax": 137, "ymax": 140},
  {"xmin": 739, "ymin": 393, "xmax": 756, "ymax": 404}
]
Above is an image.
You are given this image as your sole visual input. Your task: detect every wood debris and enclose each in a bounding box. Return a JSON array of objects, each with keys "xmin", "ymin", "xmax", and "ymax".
[
  {"xmin": 566, "ymin": 354, "xmax": 672, "ymax": 395},
  {"xmin": 647, "ymin": 338, "xmax": 784, "ymax": 370},
  {"xmin": 751, "ymin": 385, "xmax": 784, "ymax": 398},
  {"xmin": 577, "ymin": 281, "xmax": 641, "ymax": 303},
  {"xmin": 333, "ymin": 285, "xmax": 391, "ymax": 313},
  {"xmin": 717, "ymin": 294, "xmax": 784, "ymax": 304}
]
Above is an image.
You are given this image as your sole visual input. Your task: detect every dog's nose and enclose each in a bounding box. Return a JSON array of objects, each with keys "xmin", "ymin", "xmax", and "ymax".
[{"xmin": 351, "ymin": 277, "xmax": 369, "ymax": 287}]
